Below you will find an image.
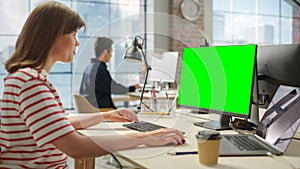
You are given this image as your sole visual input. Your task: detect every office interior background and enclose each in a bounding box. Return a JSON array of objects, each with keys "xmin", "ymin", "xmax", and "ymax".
[{"xmin": 0, "ymin": 0, "xmax": 299, "ymax": 110}]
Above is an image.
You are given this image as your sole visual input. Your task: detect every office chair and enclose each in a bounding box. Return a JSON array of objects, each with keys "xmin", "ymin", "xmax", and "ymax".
[
  {"xmin": 72, "ymin": 94, "xmax": 115, "ymax": 113},
  {"xmin": 72, "ymin": 94, "xmax": 124, "ymax": 169}
]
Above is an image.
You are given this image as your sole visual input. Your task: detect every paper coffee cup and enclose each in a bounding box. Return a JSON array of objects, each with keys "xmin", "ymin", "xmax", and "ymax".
[{"xmin": 195, "ymin": 131, "xmax": 222, "ymax": 165}]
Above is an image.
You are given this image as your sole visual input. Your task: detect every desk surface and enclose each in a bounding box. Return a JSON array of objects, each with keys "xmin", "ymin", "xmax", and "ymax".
[
  {"xmin": 128, "ymin": 90, "xmax": 177, "ymax": 99},
  {"xmin": 112, "ymin": 94, "xmax": 138, "ymax": 102},
  {"xmin": 112, "ymin": 90, "xmax": 177, "ymax": 103},
  {"xmin": 80, "ymin": 109, "xmax": 300, "ymax": 169}
]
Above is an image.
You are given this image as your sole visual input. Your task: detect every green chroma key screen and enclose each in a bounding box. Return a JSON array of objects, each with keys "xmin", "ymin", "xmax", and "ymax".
[{"xmin": 178, "ymin": 44, "xmax": 257, "ymax": 117}]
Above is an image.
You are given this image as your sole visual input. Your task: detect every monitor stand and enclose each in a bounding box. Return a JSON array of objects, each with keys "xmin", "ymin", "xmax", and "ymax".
[
  {"xmin": 190, "ymin": 110, "xmax": 208, "ymax": 114},
  {"xmin": 193, "ymin": 102, "xmax": 259, "ymax": 131},
  {"xmin": 193, "ymin": 115, "xmax": 232, "ymax": 130},
  {"xmin": 193, "ymin": 67, "xmax": 260, "ymax": 131}
]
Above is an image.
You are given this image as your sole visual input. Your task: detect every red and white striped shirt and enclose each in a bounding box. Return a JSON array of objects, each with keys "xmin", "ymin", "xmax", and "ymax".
[{"xmin": 0, "ymin": 68, "xmax": 75, "ymax": 168}]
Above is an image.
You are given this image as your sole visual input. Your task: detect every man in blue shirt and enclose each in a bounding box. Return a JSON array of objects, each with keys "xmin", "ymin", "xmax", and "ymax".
[{"xmin": 80, "ymin": 37, "xmax": 140, "ymax": 109}]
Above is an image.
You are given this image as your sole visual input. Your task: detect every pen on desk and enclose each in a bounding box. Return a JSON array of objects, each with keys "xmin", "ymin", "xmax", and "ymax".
[
  {"xmin": 151, "ymin": 88, "xmax": 157, "ymax": 111},
  {"xmin": 167, "ymin": 151, "xmax": 198, "ymax": 156},
  {"xmin": 165, "ymin": 92, "xmax": 169, "ymax": 100},
  {"xmin": 168, "ymin": 91, "xmax": 178, "ymax": 112},
  {"xmin": 141, "ymin": 101, "xmax": 155, "ymax": 112}
]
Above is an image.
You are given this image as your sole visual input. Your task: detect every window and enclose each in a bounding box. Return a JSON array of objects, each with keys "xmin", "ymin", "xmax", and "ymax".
[
  {"xmin": 212, "ymin": 0, "xmax": 300, "ymax": 45},
  {"xmin": 0, "ymin": 0, "xmax": 147, "ymax": 109}
]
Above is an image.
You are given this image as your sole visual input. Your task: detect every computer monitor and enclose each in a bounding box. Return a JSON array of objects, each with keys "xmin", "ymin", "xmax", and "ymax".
[
  {"xmin": 257, "ymin": 43, "xmax": 300, "ymax": 109},
  {"xmin": 148, "ymin": 52, "xmax": 178, "ymax": 84},
  {"xmin": 178, "ymin": 44, "xmax": 257, "ymax": 130}
]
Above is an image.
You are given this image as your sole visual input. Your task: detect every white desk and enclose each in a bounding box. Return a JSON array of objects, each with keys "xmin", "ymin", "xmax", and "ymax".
[
  {"xmin": 112, "ymin": 91, "xmax": 177, "ymax": 108},
  {"xmin": 112, "ymin": 90, "xmax": 177, "ymax": 102},
  {"xmin": 111, "ymin": 94, "xmax": 139, "ymax": 107},
  {"xmin": 79, "ymin": 109, "xmax": 300, "ymax": 169},
  {"xmin": 128, "ymin": 91, "xmax": 177, "ymax": 99}
]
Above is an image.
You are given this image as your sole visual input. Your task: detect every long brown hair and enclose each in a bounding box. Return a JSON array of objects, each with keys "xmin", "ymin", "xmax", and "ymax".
[{"xmin": 5, "ymin": 1, "xmax": 85, "ymax": 73}]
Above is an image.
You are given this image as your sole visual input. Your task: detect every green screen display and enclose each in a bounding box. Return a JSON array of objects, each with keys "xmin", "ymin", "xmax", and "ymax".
[{"xmin": 178, "ymin": 44, "xmax": 257, "ymax": 117}]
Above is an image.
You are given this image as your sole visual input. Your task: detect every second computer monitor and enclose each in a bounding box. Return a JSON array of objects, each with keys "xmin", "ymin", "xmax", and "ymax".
[
  {"xmin": 148, "ymin": 52, "xmax": 178, "ymax": 83},
  {"xmin": 257, "ymin": 43, "xmax": 300, "ymax": 108}
]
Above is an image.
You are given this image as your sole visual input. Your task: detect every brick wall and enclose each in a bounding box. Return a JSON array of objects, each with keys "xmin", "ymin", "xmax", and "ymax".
[
  {"xmin": 168, "ymin": 0, "xmax": 300, "ymax": 48},
  {"xmin": 169, "ymin": 0, "xmax": 205, "ymax": 53},
  {"xmin": 168, "ymin": 0, "xmax": 205, "ymax": 85},
  {"xmin": 167, "ymin": 0, "xmax": 299, "ymax": 86},
  {"xmin": 293, "ymin": 7, "xmax": 300, "ymax": 43}
]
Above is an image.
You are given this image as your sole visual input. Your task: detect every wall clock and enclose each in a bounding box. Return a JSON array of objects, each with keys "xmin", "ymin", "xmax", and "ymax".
[{"xmin": 180, "ymin": 0, "xmax": 202, "ymax": 21}]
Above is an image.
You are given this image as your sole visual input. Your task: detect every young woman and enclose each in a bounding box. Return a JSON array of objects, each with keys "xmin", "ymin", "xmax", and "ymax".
[{"xmin": 0, "ymin": 1, "xmax": 184, "ymax": 168}]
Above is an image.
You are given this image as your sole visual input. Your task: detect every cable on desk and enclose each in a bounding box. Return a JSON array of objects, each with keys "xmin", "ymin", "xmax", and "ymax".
[
  {"xmin": 274, "ymin": 137, "xmax": 300, "ymax": 145},
  {"xmin": 228, "ymin": 122, "xmax": 255, "ymax": 135},
  {"xmin": 110, "ymin": 153, "xmax": 123, "ymax": 169},
  {"xmin": 292, "ymin": 137, "xmax": 300, "ymax": 141}
]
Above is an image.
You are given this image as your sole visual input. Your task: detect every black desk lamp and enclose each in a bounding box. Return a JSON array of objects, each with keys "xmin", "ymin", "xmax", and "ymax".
[{"xmin": 123, "ymin": 36, "xmax": 152, "ymax": 112}]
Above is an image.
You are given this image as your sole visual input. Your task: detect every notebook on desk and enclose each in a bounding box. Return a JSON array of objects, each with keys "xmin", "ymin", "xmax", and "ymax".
[{"xmin": 220, "ymin": 85, "xmax": 300, "ymax": 156}]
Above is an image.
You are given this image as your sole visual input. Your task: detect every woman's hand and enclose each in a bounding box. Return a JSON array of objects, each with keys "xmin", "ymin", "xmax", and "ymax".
[
  {"xmin": 102, "ymin": 108, "xmax": 139, "ymax": 122},
  {"xmin": 129, "ymin": 128, "xmax": 185, "ymax": 146}
]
